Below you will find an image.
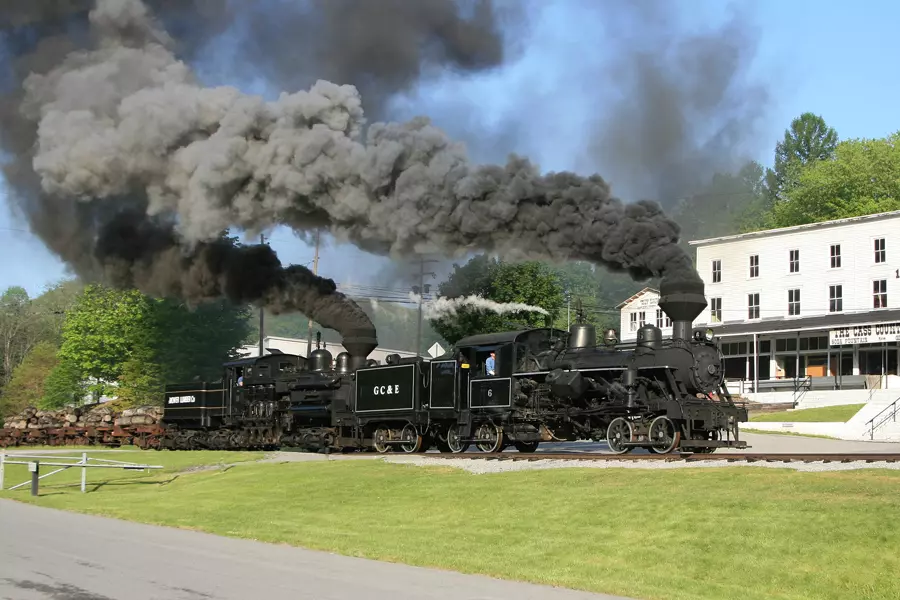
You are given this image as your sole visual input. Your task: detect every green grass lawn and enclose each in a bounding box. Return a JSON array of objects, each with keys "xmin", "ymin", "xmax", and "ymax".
[
  {"xmin": 3, "ymin": 453, "xmax": 900, "ymax": 600},
  {"xmin": 750, "ymin": 403, "xmax": 865, "ymax": 423}
]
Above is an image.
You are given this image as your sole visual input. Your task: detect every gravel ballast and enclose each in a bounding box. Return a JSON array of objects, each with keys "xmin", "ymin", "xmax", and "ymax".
[{"xmin": 384, "ymin": 455, "xmax": 900, "ymax": 474}]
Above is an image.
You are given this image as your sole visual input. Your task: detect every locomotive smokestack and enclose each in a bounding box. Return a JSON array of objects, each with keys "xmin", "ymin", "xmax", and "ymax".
[
  {"xmin": 342, "ymin": 327, "xmax": 379, "ymax": 372},
  {"xmin": 658, "ymin": 276, "xmax": 707, "ymax": 341}
]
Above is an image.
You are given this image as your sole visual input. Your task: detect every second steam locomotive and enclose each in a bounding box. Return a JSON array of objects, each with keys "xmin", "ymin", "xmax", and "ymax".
[{"xmin": 1, "ymin": 278, "xmax": 750, "ymax": 454}]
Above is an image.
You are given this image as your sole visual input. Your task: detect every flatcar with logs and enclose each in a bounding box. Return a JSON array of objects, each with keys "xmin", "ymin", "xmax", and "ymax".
[{"xmin": 0, "ymin": 278, "xmax": 749, "ymax": 454}]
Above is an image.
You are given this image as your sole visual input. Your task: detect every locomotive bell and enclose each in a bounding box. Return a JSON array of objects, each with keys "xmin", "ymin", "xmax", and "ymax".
[
  {"xmin": 309, "ymin": 348, "xmax": 333, "ymax": 372},
  {"xmin": 604, "ymin": 329, "xmax": 618, "ymax": 345}
]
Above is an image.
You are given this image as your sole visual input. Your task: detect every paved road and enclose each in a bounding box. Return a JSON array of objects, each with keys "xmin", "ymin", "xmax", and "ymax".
[{"xmin": 0, "ymin": 500, "xmax": 633, "ymax": 600}]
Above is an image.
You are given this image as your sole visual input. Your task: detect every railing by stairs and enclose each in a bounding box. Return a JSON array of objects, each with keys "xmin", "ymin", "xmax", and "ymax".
[
  {"xmin": 865, "ymin": 396, "xmax": 900, "ymax": 440},
  {"xmin": 792, "ymin": 375, "xmax": 812, "ymax": 408}
]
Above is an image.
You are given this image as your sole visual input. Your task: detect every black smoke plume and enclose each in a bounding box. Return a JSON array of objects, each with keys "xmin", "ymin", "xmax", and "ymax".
[
  {"xmin": 582, "ymin": 0, "xmax": 770, "ymax": 205},
  {"xmin": 0, "ymin": 0, "xmax": 511, "ymax": 345},
  {"xmin": 2, "ymin": 0, "xmax": 705, "ymax": 349},
  {"xmin": 235, "ymin": 0, "xmax": 512, "ymax": 119},
  {"xmin": 93, "ymin": 209, "xmax": 375, "ymax": 337}
]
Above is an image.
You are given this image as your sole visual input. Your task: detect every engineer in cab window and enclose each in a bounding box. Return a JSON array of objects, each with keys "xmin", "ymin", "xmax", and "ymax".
[{"xmin": 485, "ymin": 351, "xmax": 496, "ymax": 376}]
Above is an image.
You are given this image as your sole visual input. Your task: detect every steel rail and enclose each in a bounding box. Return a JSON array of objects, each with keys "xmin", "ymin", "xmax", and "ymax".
[{"xmin": 417, "ymin": 452, "xmax": 900, "ymax": 463}]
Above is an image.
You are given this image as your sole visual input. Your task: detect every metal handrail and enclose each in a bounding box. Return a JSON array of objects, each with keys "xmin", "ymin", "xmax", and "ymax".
[
  {"xmin": 792, "ymin": 375, "xmax": 812, "ymax": 408},
  {"xmin": 865, "ymin": 396, "xmax": 900, "ymax": 440},
  {"xmin": 0, "ymin": 452, "xmax": 163, "ymax": 495}
]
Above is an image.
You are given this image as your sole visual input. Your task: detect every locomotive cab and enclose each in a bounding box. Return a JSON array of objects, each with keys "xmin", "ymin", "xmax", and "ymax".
[{"xmin": 453, "ymin": 328, "xmax": 567, "ymax": 412}]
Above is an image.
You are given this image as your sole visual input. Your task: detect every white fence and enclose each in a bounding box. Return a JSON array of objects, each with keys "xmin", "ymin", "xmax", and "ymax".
[{"xmin": 0, "ymin": 452, "xmax": 163, "ymax": 495}]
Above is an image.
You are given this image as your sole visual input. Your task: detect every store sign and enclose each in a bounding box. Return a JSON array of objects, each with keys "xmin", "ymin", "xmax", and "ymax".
[
  {"xmin": 829, "ymin": 322, "xmax": 900, "ymax": 345},
  {"xmin": 633, "ymin": 295, "xmax": 659, "ymax": 309}
]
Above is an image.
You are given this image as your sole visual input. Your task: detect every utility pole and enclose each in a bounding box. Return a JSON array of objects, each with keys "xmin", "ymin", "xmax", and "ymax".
[
  {"xmin": 258, "ymin": 233, "xmax": 266, "ymax": 358},
  {"xmin": 306, "ymin": 230, "xmax": 321, "ymax": 358},
  {"xmin": 412, "ymin": 257, "xmax": 437, "ymax": 356}
]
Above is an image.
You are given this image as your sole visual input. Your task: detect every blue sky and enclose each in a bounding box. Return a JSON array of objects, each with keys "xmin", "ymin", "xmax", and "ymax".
[{"xmin": 2, "ymin": 0, "xmax": 899, "ymax": 299}]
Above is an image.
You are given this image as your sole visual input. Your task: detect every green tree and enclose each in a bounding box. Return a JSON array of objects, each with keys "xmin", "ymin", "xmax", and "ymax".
[
  {"xmin": 42, "ymin": 359, "xmax": 88, "ymax": 409},
  {"xmin": 429, "ymin": 255, "xmax": 564, "ymax": 345},
  {"xmin": 545, "ymin": 261, "xmax": 609, "ymax": 330},
  {"xmin": 0, "ymin": 341, "xmax": 59, "ymax": 418},
  {"xmin": 769, "ymin": 132, "xmax": 900, "ymax": 227},
  {"xmin": 30, "ymin": 279, "xmax": 84, "ymax": 344},
  {"xmin": 151, "ymin": 298, "xmax": 253, "ymax": 383},
  {"xmin": 57, "ymin": 285, "xmax": 158, "ymax": 396},
  {"xmin": 766, "ymin": 112, "xmax": 839, "ymax": 201},
  {"xmin": 115, "ymin": 344, "xmax": 165, "ymax": 407},
  {"xmin": 0, "ymin": 279, "xmax": 83, "ymax": 398},
  {"xmin": 0, "ymin": 286, "xmax": 41, "ymax": 386}
]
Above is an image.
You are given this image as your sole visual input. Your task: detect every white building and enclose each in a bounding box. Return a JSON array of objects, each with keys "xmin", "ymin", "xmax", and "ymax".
[
  {"xmin": 616, "ymin": 288, "xmax": 672, "ymax": 342},
  {"xmin": 685, "ymin": 210, "xmax": 900, "ymax": 394},
  {"xmin": 239, "ymin": 335, "xmax": 420, "ymax": 364}
]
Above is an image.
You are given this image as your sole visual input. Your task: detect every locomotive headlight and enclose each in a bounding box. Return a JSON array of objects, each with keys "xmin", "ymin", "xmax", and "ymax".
[{"xmin": 705, "ymin": 328, "xmax": 715, "ymax": 341}]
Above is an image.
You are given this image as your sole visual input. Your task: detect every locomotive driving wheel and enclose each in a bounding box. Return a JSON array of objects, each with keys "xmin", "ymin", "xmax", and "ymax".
[
  {"xmin": 648, "ymin": 416, "xmax": 681, "ymax": 454},
  {"xmin": 446, "ymin": 424, "xmax": 470, "ymax": 453},
  {"xmin": 398, "ymin": 423, "xmax": 423, "ymax": 453},
  {"xmin": 475, "ymin": 422, "xmax": 504, "ymax": 453},
  {"xmin": 373, "ymin": 427, "xmax": 392, "ymax": 453},
  {"xmin": 606, "ymin": 417, "xmax": 633, "ymax": 454}
]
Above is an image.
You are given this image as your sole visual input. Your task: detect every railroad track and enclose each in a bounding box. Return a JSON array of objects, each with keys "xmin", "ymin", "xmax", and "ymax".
[{"xmin": 420, "ymin": 452, "xmax": 900, "ymax": 464}]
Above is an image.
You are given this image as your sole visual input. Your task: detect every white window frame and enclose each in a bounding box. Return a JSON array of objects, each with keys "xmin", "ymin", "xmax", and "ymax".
[
  {"xmin": 830, "ymin": 244, "xmax": 841, "ymax": 269},
  {"xmin": 710, "ymin": 297, "xmax": 722, "ymax": 323},
  {"xmin": 829, "ymin": 284, "xmax": 843, "ymax": 313},
  {"xmin": 788, "ymin": 249, "xmax": 800, "ymax": 274},
  {"xmin": 748, "ymin": 293, "xmax": 760, "ymax": 320},
  {"xmin": 788, "ymin": 289, "xmax": 800, "ymax": 316},
  {"xmin": 874, "ymin": 279, "xmax": 887, "ymax": 309}
]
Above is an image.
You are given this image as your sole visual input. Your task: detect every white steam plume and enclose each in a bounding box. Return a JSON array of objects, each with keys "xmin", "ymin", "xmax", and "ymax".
[{"xmin": 411, "ymin": 292, "xmax": 549, "ymax": 320}]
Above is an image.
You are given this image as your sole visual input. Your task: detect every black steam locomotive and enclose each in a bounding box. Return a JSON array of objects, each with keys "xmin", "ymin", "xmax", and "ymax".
[{"xmin": 157, "ymin": 279, "xmax": 749, "ymax": 455}]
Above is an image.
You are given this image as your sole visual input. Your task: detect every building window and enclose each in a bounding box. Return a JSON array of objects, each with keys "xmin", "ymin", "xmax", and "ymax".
[
  {"xmin": 874, "ymin": 280, "xmax": 887, "ymax": 309},
  {"xmin": 829, "ymin": 285, "xmax": 843, "ymax": 312},
  {"xmin": 638, "ymin": 311, "xmax": 646, "ymax": 327},
  {"xmin": 749, "ymin": 255, "xmax": 759, "ymax": 278},
  {"xmin": 711, "ymin": 259, "xmax": 721, "ymax": 283},
  {"xmin": 655, "ymin": 308, "xmax": 672, "ymax": 328},
  {"xmin": 830, "ymin": 244, "xmax": 841, "ymax": 268},
  {"xmin": 748, "ymin": 293, "xmax": 760, "ymax": 319},
  {"xmin": 875, "ymin": 238, "xmax": 886, "ymax": 263},
  {"xmin": 789, "ymin": 249, "xmax": 799, "ymax": 273},
  {"xmin": 788, "ymin": 289, "xmax": 800, "ymax": 316},
  {"xmin": 630, "ymin": 313, "xmax": 637, "ymax": 332},
  {"xmin": 710, "ymin": 298, "xmax": 722, "ymax": 323}
]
